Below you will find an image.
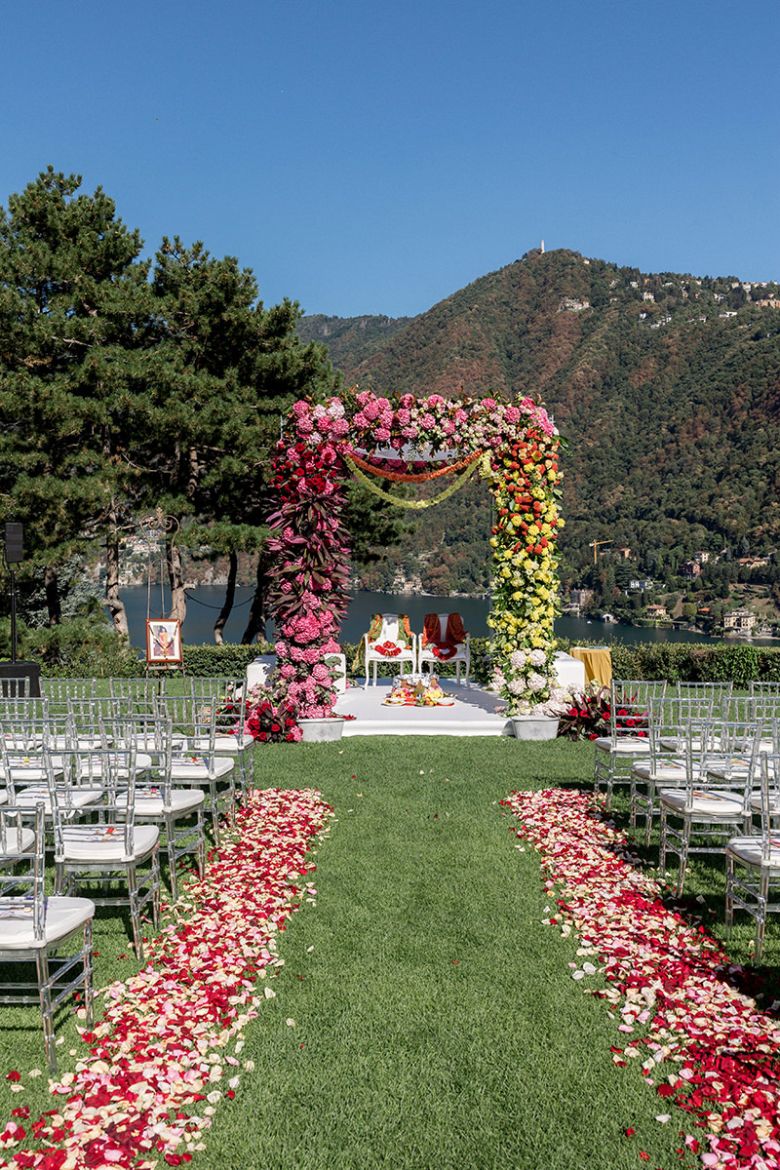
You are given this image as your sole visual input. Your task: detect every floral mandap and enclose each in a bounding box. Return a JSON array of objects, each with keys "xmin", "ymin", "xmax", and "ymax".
[{"xmin": 261, "ymin": 388, "xmax": 565, "ymax": 727}]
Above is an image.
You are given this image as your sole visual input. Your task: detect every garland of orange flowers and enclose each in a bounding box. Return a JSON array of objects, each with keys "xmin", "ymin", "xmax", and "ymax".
[{"xmin": 343, "ymin": 447, "xmax": 484, "ymax": 483}]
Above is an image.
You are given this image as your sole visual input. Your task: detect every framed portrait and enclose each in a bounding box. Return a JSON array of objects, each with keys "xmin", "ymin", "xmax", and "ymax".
[{"xmin": 146, "ymin": 618, "xmax": 183, "ymax": 666}]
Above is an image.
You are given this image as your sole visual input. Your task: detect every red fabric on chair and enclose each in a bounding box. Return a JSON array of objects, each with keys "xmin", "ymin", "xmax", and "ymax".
[{"xmin": 422, "ymin": 613, "xmax": 468, "ymax": 658}]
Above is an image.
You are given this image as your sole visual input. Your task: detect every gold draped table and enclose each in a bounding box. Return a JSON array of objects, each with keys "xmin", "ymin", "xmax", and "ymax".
[{"xmin": 570, "ymin": 646, "xmax": 613, "ymax": 687}]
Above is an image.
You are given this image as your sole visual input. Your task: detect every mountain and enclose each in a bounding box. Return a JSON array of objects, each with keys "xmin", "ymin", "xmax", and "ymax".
[
  {"xmin": 298, "ymin": 314, "xmax": 411, "ymax": 372},
  {"xmin": 300, "ymin": 249, "xmax": 780, "ymax": 604}
]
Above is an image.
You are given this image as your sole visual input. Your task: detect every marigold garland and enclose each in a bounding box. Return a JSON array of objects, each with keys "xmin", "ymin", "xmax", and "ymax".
[
  {"xmin": 344, "ymin": 452, "xmax": 487, "ymax": 510},
  {"xmin": 343, "ymin": 446, "xmax": 484, "ymax": 483},
  {"xmin": 503, "ymin": 788, "xmax": 780, "ymax": 1170}
]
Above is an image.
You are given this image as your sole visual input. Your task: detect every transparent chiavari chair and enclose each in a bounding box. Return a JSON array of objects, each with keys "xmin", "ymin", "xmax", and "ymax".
[
  {"xmin": 0, "ymin": 802, "xmax": 94, "ymax": 1072},
  {"xmin": 725, "ymin": 752, "xmax": 780, "ymax": 962},
  {"xmin": 593, "ymin": 680, "xmax": 666, "ymax": 808},
  {"xmin": 66, "ymin": 697, "xmax": 119, "ymax": 751},
  {"xmin": 746, "ymin": 694, "xmax": 780, "ymax": 728},
  {"xmin": 659, "ymin": 720, "xmax": 761, "ymax": 896},
  {"xmin": 184, "ymin": 676, "xmax": 251, "ymax": 800},
  {"xmin": 0, "ymin": 695, "xmax": 47, "ymax": 731},
  {"xmin": 749, "ymin": 681, "xmax": 780, "ymax": 697},
  {"xmin": 105, "ymin": 713, "xmax": 205, "ymax": 903},
  {"xmin": 0, "ymin": 676, "xmax": 31, "ymax": 699},
  {"xmin": 155, "ymin": 694, "xmax": 236, "ymax": 844},
  {"xmin": 52, "ymin": 742, "xmax": 160, "ymax": 961},
  {"xmin": 676, "ymin": 681, "xmax": 735, "ymax": 718},
  {"xmin": 630, "ymin": 695, "xmax": 715, "ymax": 843},
  {"xmin": 109, "ymin": 676, "xmax": 163, "ymax": 713},
  {"xmin": 40, "ymin": 678, "xmax": 98, "ymax": 703},
  {"xmin": 0, "ymin": 716, "xmax": 71, "ymax": 807}
]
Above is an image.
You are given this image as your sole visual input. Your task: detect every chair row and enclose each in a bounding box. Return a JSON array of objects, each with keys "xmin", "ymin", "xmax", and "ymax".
[
  {"xmin": 363, "ymin": 612, "xmax": 471, "ymax": 687},
  {"xmin": 0, "ymin": 700, "xmax": 252, "ymax": 1069},
  {"xmin": 592, "ymin": 681, "xmax": 780, "ymax": 960}
]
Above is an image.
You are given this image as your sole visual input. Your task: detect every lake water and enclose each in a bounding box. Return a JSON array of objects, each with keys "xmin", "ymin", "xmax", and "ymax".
[{"xmin": 113, "ymin": 586, "xmax": 771, "ymax": 648}]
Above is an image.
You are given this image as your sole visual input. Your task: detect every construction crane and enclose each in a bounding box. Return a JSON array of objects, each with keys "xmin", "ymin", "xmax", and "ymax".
[{"xmin": 588, "ymin": 539, "xmax": 613, "ymax": 565}]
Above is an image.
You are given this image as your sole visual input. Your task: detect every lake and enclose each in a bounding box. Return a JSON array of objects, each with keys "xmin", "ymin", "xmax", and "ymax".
[{"xmin": 112, "ymin": 586, "xmax": 771, "ymax": 649}]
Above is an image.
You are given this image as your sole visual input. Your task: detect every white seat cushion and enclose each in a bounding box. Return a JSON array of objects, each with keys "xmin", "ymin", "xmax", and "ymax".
[
  {"xmin": 0, "ymin": 827, "xmax": 35, "ymax": 858},
  {"xmin": 14, "ymin": 785, "xmax": 104, "ymax": 814},
  {"xmin": 61, "ymin": 824, "xmax": 159, "ymax": 862},
  {"xmin": 594, "ymin": 737, "xmax": 651, "ymax": 754},
  {"xmin": 116, "ymin": 788, "xmax": 204, "ymax": 816},
  {"xmin": 749, "ymin": 791, "xmax": 780, "ymax": 815},
  {"xmin": 186, "ymin": 735, "xmax": 241, "ymax": 753},
  {"xmin": 632, "ymin": 761, "xmax": 686, "ymax": 782},
  {"xmin": 0, "ymin": 896, "xmax": 94, "ymax": 950},
  {"xmin": 170, "ymin": 757, "xmax": 234, "ymax": 782},
  {"xmin": 660, "ymin": 788, "xmax": 745, "ymax": 818},
  {"xmin": 727, "ymin": 835, "xmax": 780, "ymax": 870}
]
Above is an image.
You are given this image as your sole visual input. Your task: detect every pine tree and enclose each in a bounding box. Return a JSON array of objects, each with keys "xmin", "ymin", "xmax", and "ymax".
[{"xmin": 0, "ymin": 167, "xmax": 149, "ymax": 628}]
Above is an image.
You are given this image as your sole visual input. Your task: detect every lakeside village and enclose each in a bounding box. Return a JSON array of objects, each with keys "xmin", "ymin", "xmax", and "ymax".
[{"xmin": 562, "ymin": 543, "xmax": 780, "ymax": 638}]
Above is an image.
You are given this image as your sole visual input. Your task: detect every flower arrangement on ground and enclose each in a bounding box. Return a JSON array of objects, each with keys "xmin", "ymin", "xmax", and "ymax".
[{"xmin": 556, "ymin": 685, "xmax": 612, "ymax": 740}]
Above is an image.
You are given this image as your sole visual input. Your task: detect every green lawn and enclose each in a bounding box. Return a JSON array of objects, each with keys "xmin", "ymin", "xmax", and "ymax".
[
  {"xmin": 200, "ymin": 738, "xmax": 683, "ymax": 1170},
  {"xmin": 0, "ymin": 735, "xmax": 775, "ymax": 1169}
]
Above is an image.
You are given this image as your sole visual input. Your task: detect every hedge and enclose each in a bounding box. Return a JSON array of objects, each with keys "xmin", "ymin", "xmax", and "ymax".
[{"xmin": 28, "ymin": 630, "xmax": 780, "ymax": 686}]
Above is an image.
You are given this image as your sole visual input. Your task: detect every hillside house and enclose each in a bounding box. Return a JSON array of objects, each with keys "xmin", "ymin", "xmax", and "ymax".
[
  {"xmin": 723, "ymin": 608, "xmax": 756, "ymax": 634},
  {"xmin": 682, "ymin": 560, "xmax": 702, "ymax": 578},
  {"xmin": 628, "ymin": 577, "xmax": 655, "ymax": 591},
  {"xmin": 646, "ymin": 604, "xmax": 668, "ymax": 620}
]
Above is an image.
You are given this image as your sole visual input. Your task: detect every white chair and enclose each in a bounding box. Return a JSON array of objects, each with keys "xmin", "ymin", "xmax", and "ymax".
[
  {"xmin": 184, "ymin": 677, "xmax": 251, "ymax": 801},
  {"xmin": 659, "ymin": 720, "xmax": 761, "ymax": 896},
  {"xmin": 726, "ymin": 752, "xmax": 780, "ymax": 961},
  {"xmin": 156, "ymin": 695, "xmax": 236, "ymax": 844},
  {"xmin": 630, "ymin": 694, "xmax": 715, "ymax": 842},
  {"xmin": 363, "ymin": 613, "xmax": 417, "ymax": 689},
  {"xmin": 52, "ymin": 744, "xmax": 160, "ymax": 962},
  {"xmin": 593, "ymin": 680, "xmax": 665, "ymax": 809},
  {"xmin": 109, "ymin": 714, "xmax": 206, "ymax": 903},
  {"xmin": 417, "ymin": 613, "xmax": 471, "ymax": 685},
  {"xmin": 0, "ymin": 803, "xmax": 94, "ymax": 1071}
]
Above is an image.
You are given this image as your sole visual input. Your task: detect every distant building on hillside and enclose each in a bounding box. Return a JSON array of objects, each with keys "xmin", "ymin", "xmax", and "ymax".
[
  {"xmin": 682, "ymin": 560, "xmax": 702, "ymax": 578},
  {"xmin": 615, "ymin": 546, "xmax": 632, "ymax": 559},
  {"xmin": 646, "ymin": 604, "xmax": 668, "ymax": 620},
  {"xmin": 723, "ymin": 608, "xmax": 756, "ymax": 634},
  {"xmin": 628, "ymin": 577, "xmax": 654, "ymax": 592}
]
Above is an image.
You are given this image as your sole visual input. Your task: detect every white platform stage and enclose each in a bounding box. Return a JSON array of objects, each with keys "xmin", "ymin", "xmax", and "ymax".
[{"xmin": 335, "ymin": 680, "xmax": 512, "ymax": 737}]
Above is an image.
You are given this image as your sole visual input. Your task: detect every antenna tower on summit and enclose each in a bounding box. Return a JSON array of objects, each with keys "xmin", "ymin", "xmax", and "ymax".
[{"xmin": 540, "ymin": 239, "xmax": 545, "ymax": 253}]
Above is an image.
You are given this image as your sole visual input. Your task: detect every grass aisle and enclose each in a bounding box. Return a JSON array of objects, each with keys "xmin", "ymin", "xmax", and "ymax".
[{"xmin": 201, "ymin": 738, "xmax": 681, "ymax": 1170}]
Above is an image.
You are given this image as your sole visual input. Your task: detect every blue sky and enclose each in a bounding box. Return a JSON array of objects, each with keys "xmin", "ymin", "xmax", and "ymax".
[{"xmin": 1, "ymin": 1, "xmax": 777, "ymax": 317}]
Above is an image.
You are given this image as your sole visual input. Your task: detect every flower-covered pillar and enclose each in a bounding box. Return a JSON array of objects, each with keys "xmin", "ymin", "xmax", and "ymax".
[
  {"xmin": 487, "ymin": 416, "xmax": 563, "ymax": 713},
  {"xmin": 265, "ymin": 403, "xmax": 352, "ymax": 719}
]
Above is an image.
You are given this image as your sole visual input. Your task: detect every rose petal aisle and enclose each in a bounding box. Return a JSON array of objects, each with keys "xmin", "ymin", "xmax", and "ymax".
[
  {"xmin": 502, "ymin": 789, "xmax": 780, "ymax": 1170},
  {"xmin": 0, "ymin": 788, "xmax": 332, "ymax": 1170}
]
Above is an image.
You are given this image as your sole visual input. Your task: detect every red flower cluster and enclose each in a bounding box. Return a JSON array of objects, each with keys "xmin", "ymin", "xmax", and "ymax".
[
  {"xmin": 374, "ymin": 641, "xmax": 402, "ymax": 658},
  {"xmin": 557, "ymin": 688, "xmax": 612, "ymax": 740},
  {"xmin": 502, "ymin": 788, "xmax": 780, "ymax": 1170},
  {"xmin": 244, "ymin": 693, "xmax": 300, "ymax": 743}
]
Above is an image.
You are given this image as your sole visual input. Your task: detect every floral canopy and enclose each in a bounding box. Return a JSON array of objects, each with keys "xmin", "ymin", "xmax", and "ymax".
[{"xmin": 266, "ymin": 390, "xmax": 563, "ymax": 718}]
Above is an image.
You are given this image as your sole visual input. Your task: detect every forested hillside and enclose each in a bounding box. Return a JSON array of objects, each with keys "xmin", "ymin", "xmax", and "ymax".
[{"xmin": 301, "ymin": 249, "xmax": 780, "ymax": 599}]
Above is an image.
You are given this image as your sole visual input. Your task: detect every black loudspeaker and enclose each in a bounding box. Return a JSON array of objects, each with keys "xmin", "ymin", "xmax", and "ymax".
[
  {"xmin": 4, "ymin": 522, "xmax": 23, "ymax": 565},
  {"xmin": 0, "ymin": 662, "xmax": 40, "ymax": 697}
]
